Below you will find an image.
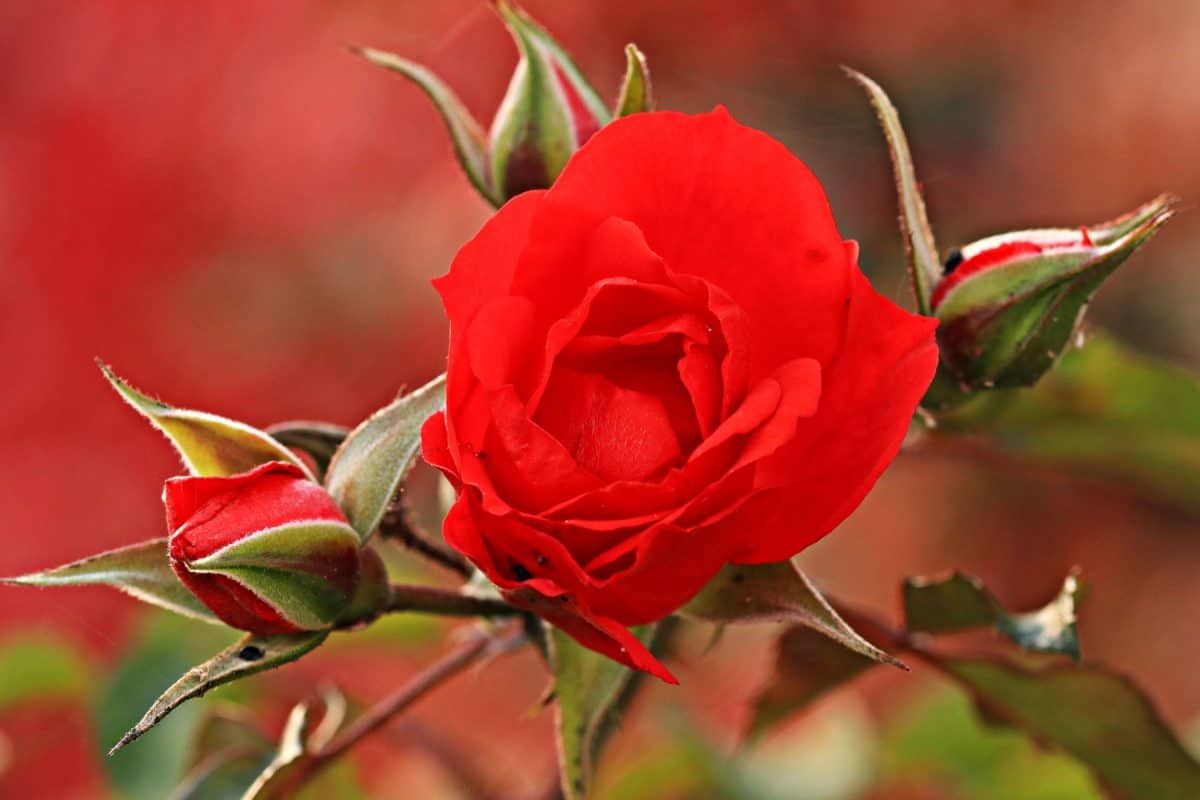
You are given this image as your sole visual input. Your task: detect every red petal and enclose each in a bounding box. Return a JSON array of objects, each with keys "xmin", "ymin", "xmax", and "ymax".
[
  {"xmin": 738, "ymin": 267, "xmax": 938, "ymax": 562},
  {"xmin": 547, "ymin": 108, "xmax": 853, "ymax": 381}
]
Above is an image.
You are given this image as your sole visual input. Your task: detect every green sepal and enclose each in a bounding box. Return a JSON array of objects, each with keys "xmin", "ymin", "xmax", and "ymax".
[
  {"xmin": 904, "ymin": 571, "xmax": 1081, "ymax": 660},
  {"xmin": 614, "ymin": 44, "xmax": 654, "ymax": 117},
  {"xmin": 99, "ymin": 362, "xmax": 314, "ymax": 481},
  {"xmin": 187, "ymin": 521, "xmax": 363, "ymax": 630},
  {"xmin": 683, "ymin": 559, "xmax": 901, "ymax": 668},
  {"xmin": 3, "ymin": 538, "xmax": 219, "ymax": 625},
  {"xmin": 264, "ymin": 421, "xmax": 349, "ymax": 482},
  {"xmin": 551, "ymin": 623, "xmax": 669, "ymax": 800},
  {"xmin": 325, "ymin": 373, "xmax": 447, "ymax": 541},
  {"xmin": 109, "ymin": 630, "xmax": 328, "ymax": 756},
  {"xmin": 352, "ymin": 46, "xmax": 498, "ymax": 206},
  {"xmin": 846, "ymin": 67, "xmax": 941, "ymax": 315},
  {"xmin": 489, "ymin": 0, "xmax": 611, "ymax": 198}
]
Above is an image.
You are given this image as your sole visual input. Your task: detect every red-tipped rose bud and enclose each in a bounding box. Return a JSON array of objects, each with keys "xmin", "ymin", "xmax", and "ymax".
[
  {"xmin": 923, "ymin": 195, "xmax": 1175, "ymax": 409},
  {"xmin": 356, "ymin": 1, "xmax": 653, "ymax": 205},
  {"xmin": 165, "ymin": 461, "xmax": 365, "ymax": 635}
]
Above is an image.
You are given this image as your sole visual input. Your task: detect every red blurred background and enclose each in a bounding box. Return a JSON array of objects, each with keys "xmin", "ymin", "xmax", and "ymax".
[{"xmin": 3, "ymin": 1, "xmax": 1199, "ymax": 797}]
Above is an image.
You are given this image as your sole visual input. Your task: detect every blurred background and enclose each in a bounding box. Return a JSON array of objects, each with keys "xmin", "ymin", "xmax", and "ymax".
[{"xmin": 3, "ymin": 1, "xmax": 1199, "ymax": 797}]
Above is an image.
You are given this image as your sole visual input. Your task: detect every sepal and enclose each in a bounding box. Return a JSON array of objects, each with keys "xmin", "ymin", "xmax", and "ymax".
[
  {"xmin": 2, "ymin": 538, "xmax": 219, "ymax": 625},
  {"xmin": 99, "ymin": 362, "xmax": 314, "ymax": 480}
]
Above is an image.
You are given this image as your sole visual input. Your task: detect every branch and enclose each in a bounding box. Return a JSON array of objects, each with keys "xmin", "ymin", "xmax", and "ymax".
[
  {"xmin": 385, "ymin": 584, "xmax": 522, "ymax": 618},
  {"xmin": 289, "ymin": 627, "xmax": 525, "ymax": 791},
  {"xmin": 378, "ymin": 494, "xmax": 473, "ymax": 579}
]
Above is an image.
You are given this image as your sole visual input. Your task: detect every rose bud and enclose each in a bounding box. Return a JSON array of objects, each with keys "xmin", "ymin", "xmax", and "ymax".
[
  {"xmin": 165, "ymin": 461, "xmax": 366, "ymax": 635},
  {"xmin": 924, "ymin": 195, "xmax": 1175, "ymax": 409},
  {"xmin": 355, "ymin": 1, "xmax": 653, "ymax": 206},
  {"xmin": 422, "ymin": 109, "xmax": 938, "ymax": 681}
]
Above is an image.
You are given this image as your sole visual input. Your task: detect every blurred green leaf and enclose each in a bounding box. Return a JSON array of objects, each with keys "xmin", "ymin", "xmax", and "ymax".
[
  {"xmin": 932, "ymin": 656, "xmax": 1200, "ymax": 800},
  {"xmin": 0, "ymin": 633, "xmax": 87, "ymax": 710},
  {"xmin": 99, "ymin": 362, "xmax": 313, "ymax": 480},
  {"xmin": 684, "ymin": 560, "xmax": 900, "ymax": 668},
  {"xmin": 882, "ymin": 686, "xmax": 1102, "ymax": 800},
  {"xmin": 552, "ymin": 624, "xmax": 666, "ymax": 800},
  {"xmin": 325, "ymin": 373, "xmax": 446, "ymax": 541},
  {"xmin": 936, "ymin": 333, "xmax": 1200, "ymax": 515},
  {"xmin": 171, "ymin": 708, "xmax": 272, "ymax": 800},
  {"xmin": 97, "ymin": 615, "xmax": 236, "ymax": 800},
  {"xmin": 109, "ymin": 629, "xmax": 326, "ymax": 756},
  {"xmin": 904, "ymin": 571, "xmax": 1080, "ymax": 659},
  {"xmin": 4, "ymin": 538, "xmax": 220, "ymax": 625},
  {"xmin": 747, "ymin": 625, "xmax": 881, "ymax": 739}
]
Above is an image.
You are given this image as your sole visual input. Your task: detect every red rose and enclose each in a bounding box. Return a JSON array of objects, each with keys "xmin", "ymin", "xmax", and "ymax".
[
  {"xmin": 166, "ymin": 461, "xmax": 363, "ymax": 635},
  {"xmin": 422, "ymin": 109, "xmax": 938, "ymax": 681}
]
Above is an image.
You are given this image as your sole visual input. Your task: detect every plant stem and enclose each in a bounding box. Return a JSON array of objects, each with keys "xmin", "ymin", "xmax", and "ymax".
[
  {"xmin": 386, "ymin": 583, "xmax": 522, "ymax": 618},
  {"xmin": 378, "ymin": 494, "xmax": 473, "ymax": 579},
  {"xmin": 294, "ymin": 627, "xmax": 524, "ymax": 789}
]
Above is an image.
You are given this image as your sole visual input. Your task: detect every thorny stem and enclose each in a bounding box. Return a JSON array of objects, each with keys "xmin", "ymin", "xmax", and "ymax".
[
  {"xmin": 295, "ymin": 627, "xmax": 525, "ymax": 789},
  {"xmin": 378, "ymin": 493, "xmax": 473, "ymax": 579}
]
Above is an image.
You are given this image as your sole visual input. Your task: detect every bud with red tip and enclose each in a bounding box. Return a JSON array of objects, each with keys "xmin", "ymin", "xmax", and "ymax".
[
  {"xmin": 356, "ymin": 0, "xmax": 653, "ymax": 205},
  {"xmin": 923, "ymin": 196, "xmax": 1175, "ymax": 409},
  {"xmin": 165, "ymin": 461, "xmax": 367, "ymax": 635}
]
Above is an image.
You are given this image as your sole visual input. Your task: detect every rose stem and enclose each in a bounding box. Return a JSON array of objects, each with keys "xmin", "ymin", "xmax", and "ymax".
[
  {"xmin": 377, "ymin": 494, "xmax": 473, "ymax": 579},
  {"xmin": 385, "ymin": 584, "xmax": 521, "ymax": 618},
  {"xmin": 300, "ymin": 628, "xmax": 523, "ymax": 787}
]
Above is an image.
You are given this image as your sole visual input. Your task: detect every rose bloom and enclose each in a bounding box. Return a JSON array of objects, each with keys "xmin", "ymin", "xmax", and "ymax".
[{"xmin": 422, "ymin": 109, "xmax": 938, "ymax": 680}]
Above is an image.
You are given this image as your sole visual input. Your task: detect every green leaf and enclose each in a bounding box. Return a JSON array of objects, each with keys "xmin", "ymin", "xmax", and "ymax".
[
  {"xmin": 3, "ymin": 538, "xmax": 220, "ymax": 625},
  {"xmin": 0, "ymin": 633, "xmax": 88, "ymax": 711},
  {"xmin": 747, "ymin": 625, "xmax": 882, "ymax": 738},
  {"xmin": 100, "ymin": 362, "xmax": 314, "ymax": 480},
  {"xmin": 936, "ymin": 333, "xmax": 1200, "ymax": 516},
  {"xmin": 882, "ymin": 686, "xmax": 1103, "ymax": 800},
  {"xmin": 97, "ymin": 615, "xmax": 235, "ymax": 800},
  {"xmin": 552, "ymin": 624, "xmax": 667, "ymax": 800},
  {"xmin": 353, "ymin": 47, "xmax": 497, "ymax": 206},
  {"xmin": 265, "ymin": 421, "xmax": 349, "ymax": 481},
  {"xmin": 934, "ymin": 656, "xmax": 1200, "ymax": 800},
  {"xmin": 172, "ymin": 708, "xmax": 274, "ymax": 800},
  {"xmin": 110, "ymin": 630, "xmax": 327, "ymax": 756},
  {"xmin": 845, "ymin": 68, "xmax": 941, "ymax": 315},
  {"xmin": 904, "ymin": 571, "xmax": 1080, "ymax": 660},
  {"xmin": 325, "ymin": 373, "xmax": 447, "ymax": 541},
  {"xmin": 683, "ymin": 559, "xmax": 901, "ymax": 668},
  {"xmin": 614, "ymin": 44, "xmax": 653, "ymax": 117}
]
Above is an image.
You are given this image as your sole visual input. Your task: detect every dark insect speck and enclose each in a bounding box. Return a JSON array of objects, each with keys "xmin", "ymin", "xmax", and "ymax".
[
  {"xmin": 512, "ymin": 563, "xmax": 532, "ymax": 581},
  {"xmin": 238, "ymin": 645, "xmax": 265, "ymax": 662},
  {"xmin": 943, "ymin": 248, "xmax": 964, "ymax": 275}
]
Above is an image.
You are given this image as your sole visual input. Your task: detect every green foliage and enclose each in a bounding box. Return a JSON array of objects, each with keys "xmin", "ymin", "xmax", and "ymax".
[
  {"xmin": 552, "ymin": 624, "xmax": 667, "ymax": 800},
  {"xmin": 882, "ymin": 686, "xmax": 1102, "ymax": 799},
  {"xmin": 903, "ymin": 571, "xmax": 1080, "ymax": 659},
  {"xmin": 846, "ymin": 68, "xmax": 941, "ymax": 314},
  {"xmin": 614, "ymin": 44, "xmax": 654, "ymax": 117},
  {"xmin": 684, "ymin": 560, "xmax": 899, "ymax": 668},
  {"xmin": 325, "ymin": 373, "xmax": 446, "ymax": 541},
  {"xmin": 3, "ymin": 538, "xmax": 220, "ymax": 625},
  {"xmin": 936, "ymin": 333, "xmax": 1200, "ymax": 515},
  {"xmin": 109, "ymin": 628, "xmax": 326, "ymax": 756},
  {"xmin": 99, "ymin": 362, "xmax": 313, "ymax": 480},
  {"xmin": 96, "ymin": 614, "xmax": 237, "ymax": 800},
  {"xmin": 0, "ymin": 633, "xmax": 88, "ymax": 711},
  {"xmin": 264, "ymin": 421, "xmax": 349, "ymax": 482}
]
